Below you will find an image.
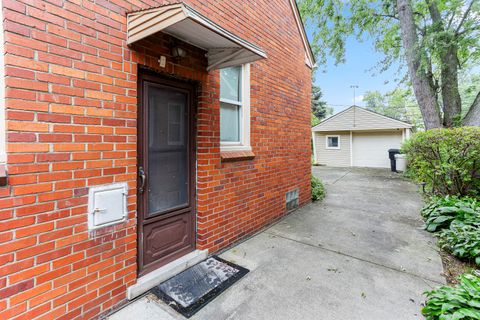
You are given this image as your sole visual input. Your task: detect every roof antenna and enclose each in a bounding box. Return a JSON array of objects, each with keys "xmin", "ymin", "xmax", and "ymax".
[{"xmin": 350, "ymin": 85, "xmax": 358, "ymax": 127}]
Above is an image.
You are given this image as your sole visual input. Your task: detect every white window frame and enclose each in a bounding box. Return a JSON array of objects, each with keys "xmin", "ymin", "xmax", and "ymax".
[
  {"xmin": 326, "ymin": 135, "xmax": 340, "ymax": 149},
  {"xmin": 220, "ymin": 64, "xmax": 251, "ymax": 152}
]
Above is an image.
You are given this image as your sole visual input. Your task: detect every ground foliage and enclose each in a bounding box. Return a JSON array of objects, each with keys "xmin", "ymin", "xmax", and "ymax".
[
  {"xmin": 422, "ymin": 271, "xmax": 480, "ymax": 320},
  {"xmin": 311, "ymin": 175, "xmax": 326, "ymax": 201},
  {"xmin": 421, "ymin": 195, "xmax": 480, "ymax": 266}
]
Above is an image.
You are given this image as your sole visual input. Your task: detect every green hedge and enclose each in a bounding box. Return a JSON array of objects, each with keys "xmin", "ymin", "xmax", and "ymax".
[{"xmin": 402, "ymin": 127, "xmax": 480, "ymax": 196}]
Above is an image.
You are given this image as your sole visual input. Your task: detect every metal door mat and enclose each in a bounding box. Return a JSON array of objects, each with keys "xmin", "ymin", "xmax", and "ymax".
[{"xmin": 151, "ymin": 256, "xmax": 249, "ymax": 318}]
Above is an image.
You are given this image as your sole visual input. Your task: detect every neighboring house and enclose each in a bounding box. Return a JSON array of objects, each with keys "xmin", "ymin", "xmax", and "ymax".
[
  {"xmin": 312, "ymin": 106, "xmax": 412, "ymax": 168},
  {"xmin": 0, "ymin": 1, "xmax": 314, "ymax": 319}
]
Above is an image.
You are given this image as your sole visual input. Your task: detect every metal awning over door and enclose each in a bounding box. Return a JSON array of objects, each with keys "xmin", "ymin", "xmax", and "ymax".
[{"xmin": 127, "ymin": 3, "xmax": 267, "ymax": 70}]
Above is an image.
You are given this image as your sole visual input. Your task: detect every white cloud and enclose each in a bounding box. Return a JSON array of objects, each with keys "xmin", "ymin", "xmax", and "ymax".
[{"xmin": 352, "ymin": 95, "xmax": 364, "ymax": 105}]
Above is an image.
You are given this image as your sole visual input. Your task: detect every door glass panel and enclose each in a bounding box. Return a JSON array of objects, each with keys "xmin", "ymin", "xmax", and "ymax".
[{"xmin": 147, "ymin": 85, "xmax": 188, "ymax": 216}]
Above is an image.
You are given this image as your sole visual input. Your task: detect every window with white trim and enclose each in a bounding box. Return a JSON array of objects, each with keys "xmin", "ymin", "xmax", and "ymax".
[
  {"xmin": 220, "ymin": 64, "xmax": 250, "ymax": 152},
  {"xmin": 326, "ymin": 135, "xmax": 340, "ymax": 149}
]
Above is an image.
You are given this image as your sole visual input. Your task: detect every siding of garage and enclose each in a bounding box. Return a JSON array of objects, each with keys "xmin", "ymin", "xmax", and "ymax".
[{"xmin": 314, "ymin": 131, "xmax": 351, "ymax": 167}]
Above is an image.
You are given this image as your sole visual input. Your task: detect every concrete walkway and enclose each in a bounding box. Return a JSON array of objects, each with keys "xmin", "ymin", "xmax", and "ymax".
[{"xmin": 109, "ymin": 167, "xmax": 444, "ymax": 320}]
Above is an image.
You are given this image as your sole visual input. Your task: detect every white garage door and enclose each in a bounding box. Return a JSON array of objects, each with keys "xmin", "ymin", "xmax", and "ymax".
[{"xmin": 352, "ymin": 131, "xmax": 403, "ymax": 168}]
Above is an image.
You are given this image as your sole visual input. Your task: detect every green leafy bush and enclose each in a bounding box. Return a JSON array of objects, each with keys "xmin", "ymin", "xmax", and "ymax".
[
  {"xmin": 422, "ymin": 272, "xmax": 480, "ymax": 320},
  {"xmin": 402, "ymin": 127, "xmax": 480, "ymax": 196},
  {"xmin": 421, "ymin": 196, "xmax": 480, "ymax": 265},
  {"xmin": 421, "ymin": 196, "xmax": 480, "ymax": 232},
  {"xmin": 311, "ymin": 175, "xmax": 325, "ymax": 201},
  {"xmin": 438, "ymin": 220, "xmax": 480, "ymax": 266}
]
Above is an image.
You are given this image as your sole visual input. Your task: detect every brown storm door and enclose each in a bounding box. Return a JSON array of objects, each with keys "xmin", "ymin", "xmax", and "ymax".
[{"xmin": 137, "ymin": 71, "xmax": 196, "ymax": 277}]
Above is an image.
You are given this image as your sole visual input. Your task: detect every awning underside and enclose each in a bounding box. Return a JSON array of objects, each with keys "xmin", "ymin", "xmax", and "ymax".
[{"xmin": 127, "ymin": 3, "xmax": 267, "ymax": 70}]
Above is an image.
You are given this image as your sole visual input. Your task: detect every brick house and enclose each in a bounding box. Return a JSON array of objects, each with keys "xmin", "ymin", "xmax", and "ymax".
[{"xmin": 0, "ymin": 0, "xmax": 314, "ymax": 319}]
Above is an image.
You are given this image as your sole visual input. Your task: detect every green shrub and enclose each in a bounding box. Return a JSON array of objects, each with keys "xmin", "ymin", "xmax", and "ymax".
[
  {"xmin": 438, "ymin": 220, "xmax": 480, "ymax": 266},
  {"xmin": 421, "ymin": 195, "xmax": 480, "ymax": 265},
  {"xmin": 421, "ymin": 196, "xmax": 480, "ymax": 232},
  {"xmin": 402, "ymin": 127, "xmax": 480, "ymax": 196},
  {"xmin": 422, "ymin": 272, "xmax": 480, "ymax": 320},
  {"xmin": 311, "ymin": 175, "xmax": 325, "ymax": 201}
]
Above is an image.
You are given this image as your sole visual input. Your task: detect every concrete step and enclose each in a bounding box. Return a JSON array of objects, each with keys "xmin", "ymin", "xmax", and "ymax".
[{"xmin": 127, "ymin": 249, "xmax": 208, "ymax": 300}]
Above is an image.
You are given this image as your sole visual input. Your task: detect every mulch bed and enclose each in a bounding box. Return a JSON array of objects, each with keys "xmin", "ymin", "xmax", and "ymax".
[{"xmin": 440, "ymin": 250, "xmax": 477, "ymax": 285}]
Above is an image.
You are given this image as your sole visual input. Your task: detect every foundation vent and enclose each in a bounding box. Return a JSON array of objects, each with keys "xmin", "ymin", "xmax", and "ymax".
[{"xmin": 286, "ymin": 189, "xmax": 299, "ymax": 211}]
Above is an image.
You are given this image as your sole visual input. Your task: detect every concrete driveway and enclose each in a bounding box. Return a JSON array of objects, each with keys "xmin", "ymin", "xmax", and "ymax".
[{"xmin": 110, "ymin": 167, "xmax": 444, "ymax": 320}]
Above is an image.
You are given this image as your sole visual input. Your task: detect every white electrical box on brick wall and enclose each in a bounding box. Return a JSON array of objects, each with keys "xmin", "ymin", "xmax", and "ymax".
[{"xmin": 88, "ymin": 183, "xmax": 128, "ymax": 230}]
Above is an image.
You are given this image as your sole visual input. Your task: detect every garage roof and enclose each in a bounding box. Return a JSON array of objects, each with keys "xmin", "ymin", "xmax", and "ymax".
[
  {"xmin": 312, "ymin": 106, "xmax": 412, "ymax": 132},
  {"xmin": 127, "ymin": 3, "xmax": 267, "ymax": 70}
]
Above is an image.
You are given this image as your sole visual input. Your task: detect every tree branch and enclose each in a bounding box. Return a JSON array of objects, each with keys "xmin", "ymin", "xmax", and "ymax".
[
  {"xmin": 426, "ymin": 0, "xmax": 442, "ymax": 23},
  {"xmin": 413, "ymin": 11, "xmax": 426, "ymax": 18},
  {"xmin": 373, "ymin": 13, "xmax": 398, "ymax": 20},
  {"xmin": 455, "ymin": 0, "xmax": 474, "ymax": 35},
  {"xmin": 447, "ymin": 9, "xmax": 456, "ymax": 29},
  {"xmin": 457, "ymin": 25, "xmax": 480, "ymax": 36}
]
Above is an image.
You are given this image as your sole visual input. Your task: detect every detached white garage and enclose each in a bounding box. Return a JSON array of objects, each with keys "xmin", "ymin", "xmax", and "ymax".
[{"xmin": 312, "ymin": 106, "xmax": 412, "ymax": 168}]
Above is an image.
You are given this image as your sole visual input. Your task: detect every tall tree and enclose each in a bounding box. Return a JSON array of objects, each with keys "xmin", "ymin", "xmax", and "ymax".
[
  {"xmin": 311, "ymin": 83, "xmax": 331, "ymax": 122},
  {"xmin": 363, "ymin": 91, "xmax": 387, "ymax": 115},
  {"xmin": 363, "ymin": 88, "xmax": 424, "ymax": 130},
  {"xmin": 299, "ymin": 0, "xmax": 480, "ymax": 129}
]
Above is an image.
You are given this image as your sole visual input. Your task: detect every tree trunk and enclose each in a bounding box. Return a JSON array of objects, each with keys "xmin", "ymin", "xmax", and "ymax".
[
  {"xmin": 427, "ymin": 1, "xmax": 462, "ymax": 127},
  {"xmin": 463, "ymin": 91, "xmax": 480, "ymax": 126},
  {"xmin": 397, "ymin": 0, "xmax": 442, "ymax": 129},
  {"xmin": 440, "ymin": 44, "xmax": 462, "ymax": 126}
]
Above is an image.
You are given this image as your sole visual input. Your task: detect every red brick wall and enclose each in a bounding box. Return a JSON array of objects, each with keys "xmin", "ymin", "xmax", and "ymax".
[{"xmin": 0, "ymin": 0, "xmax": 312, "ymax": 319}]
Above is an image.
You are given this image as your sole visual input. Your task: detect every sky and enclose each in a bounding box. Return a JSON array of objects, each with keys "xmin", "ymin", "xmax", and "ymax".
[{"xmin": 305, "ymin": 27, "xmax": 404, "ymax": 114}]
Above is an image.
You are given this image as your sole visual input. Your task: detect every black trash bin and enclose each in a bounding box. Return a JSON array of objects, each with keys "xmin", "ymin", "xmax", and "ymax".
[{"xmin": 388, "ymin": 149, "xmax": 401, "ymax": 172}]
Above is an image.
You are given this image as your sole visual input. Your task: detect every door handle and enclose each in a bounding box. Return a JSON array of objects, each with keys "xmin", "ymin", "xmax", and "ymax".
[{"xmin": 138, "ymin": 166, "xmax": 146, "ymax": 194}]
